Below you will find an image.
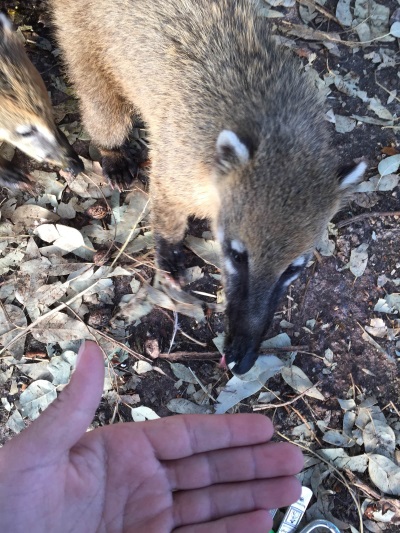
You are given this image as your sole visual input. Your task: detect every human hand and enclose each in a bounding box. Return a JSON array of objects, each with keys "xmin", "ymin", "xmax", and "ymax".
[{"xmin": 0, "ymin": 341, "xmax": 303, "ymax": 533}]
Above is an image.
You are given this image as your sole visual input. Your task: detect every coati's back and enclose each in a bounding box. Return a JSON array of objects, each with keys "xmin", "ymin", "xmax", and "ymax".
[{"xmin": 51, "ymin": 0, "xmax": 365, "ymax": 374}]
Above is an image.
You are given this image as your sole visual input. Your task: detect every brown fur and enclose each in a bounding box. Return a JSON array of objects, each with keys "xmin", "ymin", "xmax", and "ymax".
[
  {"xmin": 50, "ymin": 0, "xmax": 365, "ymax": 373},
  {"xmin": 0, "ymin": 13, "xmax": 82, "ymax": 188}
]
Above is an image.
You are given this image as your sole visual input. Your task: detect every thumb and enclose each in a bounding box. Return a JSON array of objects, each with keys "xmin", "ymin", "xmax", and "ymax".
[{"xmin": 11, "ymin": 341, "xmax": 105, "ymax": 460}]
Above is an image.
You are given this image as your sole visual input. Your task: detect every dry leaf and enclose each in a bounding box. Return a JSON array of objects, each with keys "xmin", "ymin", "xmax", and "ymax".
[{"xmin": 281, "ymin": 365, "xmax": 324, "ymax": 400}]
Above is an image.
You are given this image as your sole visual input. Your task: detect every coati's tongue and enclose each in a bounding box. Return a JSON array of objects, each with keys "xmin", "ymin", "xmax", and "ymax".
[{"xmin": 219, "ymin": 354, "xmax": 227, "ymax": 368}]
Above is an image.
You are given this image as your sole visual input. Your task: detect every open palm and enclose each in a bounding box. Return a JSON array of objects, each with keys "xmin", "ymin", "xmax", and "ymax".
[{"xmin": 0, "ymin": 342, "xmax": 303, "ymax": 533}]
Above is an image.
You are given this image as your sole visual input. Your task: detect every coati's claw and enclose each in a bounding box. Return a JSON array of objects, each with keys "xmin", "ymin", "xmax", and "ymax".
[
  {"xmin": 155, "ymin": 235, "xmax": 186, "ymax": 284},
  {"xmin": 100, "ymin": 148, "xmax": 138, "ymax": 191}
]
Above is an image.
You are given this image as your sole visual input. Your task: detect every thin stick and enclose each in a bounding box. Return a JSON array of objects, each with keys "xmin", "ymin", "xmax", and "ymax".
[
  {"xmin": 110, "ymin": 198, "xmax": 150, "ymax": 267},
  {"xmin": 253, "ymin": 380, "xmax": 322, "ymax": 411},
  {"xmin": 157, "ymin": 346, "xmax": 308, "ymax": 362},
  {"xmin": 337, "ymin": 210, "xmax": 400, "ymax": 229}
]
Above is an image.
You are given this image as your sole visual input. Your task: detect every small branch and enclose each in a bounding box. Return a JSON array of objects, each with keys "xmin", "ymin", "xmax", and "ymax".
[
  {"xmin": 158, "ymin": 351, "xmax": 221, "ymax": 362},
  {"xmin": 157, "ymin": 345, "xmax": 308, "ymax": 362},
  {"xmin": 253, "ymin": 380, "xmax": 322, "ymax": 411},
  {"xmin": 337, "ymin": 210, "xmax": 400, "ymax": 229}
]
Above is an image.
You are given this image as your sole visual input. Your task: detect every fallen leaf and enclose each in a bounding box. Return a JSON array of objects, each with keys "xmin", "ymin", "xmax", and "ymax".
[
  {"xmin": 322, "ymin": 429, "xmax": 355, "ymax": 447},
  {"xmin": 170, "ymin": 363, "xmax": 198, "ymax": 384},
  {"xmin": 215, "ymin": 355, "xmax": 285, "ymax": 414},
  {"xmin": 364, "ymin": 420, "xmax": 396, "ymax": 459},
  {"xmin": 185, "ymin": 235, "xmax": 222, "ymax": 269},
  {"xmin": 281, "ymin": 365, "xmax": 324, "ymax": 400},
  {"xmin": 378, "ymin": 155, "xmax": 400, "ymax": 176},
  {"xmin": 19, "ymin": 380, "xmax": 57, "ymax": 421},
  {"xmin": 318, "ymin": 448, "xmax": 368, "ymax": 473},
  {"xmin": 369, "ymin": 454, "xmax": 400, "ymax": 496},
  {"xmin": 131, "ymin": 406, "xmax": 160, "ymax": 421},
  {"xmin": 166, "ymin": 398, "xmax": 211, "ymax": 414},
  {"xmin": 349, "ymin": 243, "xmax": 369, "ymax": 278}
]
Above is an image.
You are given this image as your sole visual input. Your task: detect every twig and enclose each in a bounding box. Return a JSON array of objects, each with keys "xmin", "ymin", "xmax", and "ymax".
[
  {"xmin": 157, "ymin": 345, "xmax": 308, "ymax": 362},
  {"xmin": 337, "ymin": 211, "xmax": 400, "ymax": 229},
  {"xmin": 188, "ymin": 368, "xmax": 217, "ymax": 402},
  {"xmin": 110, "ymin": 198, "xmax": 150, "ymax": 267},
  {"xmin": 168, "ymin": 311, "xmax": 179, "ymax": 354},
  {"xmin": 253, "ymin": 381, "xmax": 322, "ymax": 410},
  {"xmin": 158, "ymin": 351, "xmax": 221, "ymax": 362},
  {"xmin": 94, "ymin": 329, "xmax": 152, "ymax": 363}
]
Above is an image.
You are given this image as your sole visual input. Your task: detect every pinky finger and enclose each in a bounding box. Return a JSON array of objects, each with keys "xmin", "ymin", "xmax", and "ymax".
[{"xmin": 174, "ymin": 510, "xmax": 272, "ymax": 533}]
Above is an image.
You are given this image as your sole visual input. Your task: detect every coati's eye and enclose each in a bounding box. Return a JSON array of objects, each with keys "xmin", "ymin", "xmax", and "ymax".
[
  {"xmin": 228, "ymin": 240, "xmax": 248, "ymax": 266},
  {"xmin": 16, "ymin": 125, "xmax": 37, "ymax": 137},
  {"xmin": 230, "ymin": 248, "xmax": 247, "ymax": 264}
]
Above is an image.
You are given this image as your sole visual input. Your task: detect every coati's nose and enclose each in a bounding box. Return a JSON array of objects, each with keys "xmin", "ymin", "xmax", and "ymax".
[
  {"xmin": 225, "ymin": 347, "xmax": 259, "ymax": 376},
  {"xmin": 63, "ymin": 152, "xmax": 84, "ymax": 176}
]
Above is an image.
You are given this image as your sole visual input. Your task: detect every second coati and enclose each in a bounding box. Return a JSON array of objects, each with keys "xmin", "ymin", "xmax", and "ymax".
[
  {"xmin": 0, "ymin": 13, "xmax": 83, "ymax": 189},
  {"xmin": 50, "ymin": 0, "xmax": 366, "ymax": 375}
]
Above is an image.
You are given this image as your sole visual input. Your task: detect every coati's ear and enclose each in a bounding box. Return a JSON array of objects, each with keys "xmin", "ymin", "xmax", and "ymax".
[
  {"xmin": 215, "ymin": 130, "xmax": 250, "ymax": 174},
  {"xmin": 338, "ymin": 161, "xmax": 367, "ymax": 190},
  {"xmin": 0, "ymin": 13, "xmax": 13, "ymax": 40}
]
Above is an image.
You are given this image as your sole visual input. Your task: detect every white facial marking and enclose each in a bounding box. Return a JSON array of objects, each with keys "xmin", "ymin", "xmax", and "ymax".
[
  {"xmin": 216, "ymin": 130, "xmax": 249, "ymax": 165},
  {"xmin": 340, "ymin": 161, "xmax": 367, "ymax": 189},
  {"xmin": 37, "ymin": 124, "xmax": 57, "ymax": 143},
  {"xmin": 230, "ymin": 239, "xmax": 246, "ymax": 254},
  {"xmin": 282, "ymin": 272, "xmax": 300, "ymax": 288},
  {"xmin": 217, "ymin": 227, "xmax": 224, "ymax": 243},
  {"xmin": 224, "ymin": 257, "xmax": 237, "ymax": 276},
  {"xmin": 228, "ymin": 362, "xmax": 236, "ymax": 370},
  {"xmin": 16, "ymin": 125, "xmax": 34, "ymax": 136},
  {"xmin": 292, "ymin": 255, "xmax": 306, "ymax": 267},
  {"xmin": 14, "ymin": 124, "xmax": 59, "ymax": 162}
]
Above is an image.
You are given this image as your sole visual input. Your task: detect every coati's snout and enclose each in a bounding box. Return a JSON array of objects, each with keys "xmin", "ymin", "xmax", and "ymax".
[
  {"xmin": 0, "ymin": 13, "xmax": 83, "ymax": 188},
  {"xmin": 223, "ymin": 262, "xmax": 310, "ymax": 376},
  {"xmin": 5, "ymin": 123, "xmax": 83, "ymax": 175}
]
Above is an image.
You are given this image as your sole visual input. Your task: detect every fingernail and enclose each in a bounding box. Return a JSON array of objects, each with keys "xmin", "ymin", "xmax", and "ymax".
[{"xmin": 76, "ymin": 339, "xmax": 86, "ymax": 367}]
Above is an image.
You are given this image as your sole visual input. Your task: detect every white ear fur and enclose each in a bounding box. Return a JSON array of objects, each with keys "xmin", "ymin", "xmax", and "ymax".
[
  {"xmin": 339, "ymin": 161, "xmax": 367, "ymax": 189},
  {"xmin": 0, "ymin": 13, "xmax": 13, "ymax": 33},
  {"xmin": 216, "ymin": 130, "xmax": 250, "ymax": 173}
]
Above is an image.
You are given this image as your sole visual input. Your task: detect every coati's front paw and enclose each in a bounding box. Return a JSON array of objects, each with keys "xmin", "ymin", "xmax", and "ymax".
[
  {"xmin": 100, "ymin": 147, "xmax": 138, "ymax": 191},
  {"xmin": 155, "ymin": 235, "xmax": 186, "ymax": 285},
  {"xmin": 0, "ymin": 163, "xmax": 34, "ymax": 192}
]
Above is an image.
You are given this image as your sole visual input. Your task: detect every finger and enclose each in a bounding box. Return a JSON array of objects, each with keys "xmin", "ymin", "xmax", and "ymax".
[
  {"xmin": 10, "ymin": 341, "xmax": 104, "ymax": 460},
  {"xmin": 174, "ymin": 510, "xmax": 271, "ymax": 533},
  {"xmin": 166, "ymin": 441, "xmax": 303, "ymax": 490},
  {"xmin": 143, "ymin": 414, "xmax": 274, "ymax": 460},
  {"xmin": 173, "ymin": 476, "xmax": 301, "ymax": 528}
]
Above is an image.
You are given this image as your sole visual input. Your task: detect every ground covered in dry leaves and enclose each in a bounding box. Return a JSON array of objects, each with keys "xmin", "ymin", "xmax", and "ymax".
[{"xmin": 0, "ymin": 0, "xmax": 400, "ymax": 531}]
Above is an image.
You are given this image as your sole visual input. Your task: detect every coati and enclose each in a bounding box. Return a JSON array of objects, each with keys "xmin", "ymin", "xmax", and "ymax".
[
  {"xmin": 50, "ymin": 0, "xmax": 366, "ymax": 375},
  {"xmin": 0, "ymin": 13, "xmax": 83, "ymax": 189}
]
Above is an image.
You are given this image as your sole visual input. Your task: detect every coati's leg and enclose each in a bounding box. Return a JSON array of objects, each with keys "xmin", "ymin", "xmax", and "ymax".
[
  {"xmin": 64, "ymin": 57, "xmax": 137, "ymax": 189},
  {"xmin": 0, "ymin": 156, "xmax": 33, "ymax": 190},
  {"xmin": 151, "ymin": 180, "xmax": 188, "ymax": 282}
]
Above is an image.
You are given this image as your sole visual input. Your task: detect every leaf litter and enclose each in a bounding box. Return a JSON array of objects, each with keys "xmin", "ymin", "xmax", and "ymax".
[{"xmin": 1, "ymin": 3, "xmax": 400, "ymax": 531}]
